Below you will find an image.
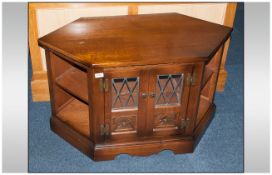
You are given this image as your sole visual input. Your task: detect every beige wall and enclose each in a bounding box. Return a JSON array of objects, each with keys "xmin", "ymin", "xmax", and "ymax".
[{"xmin": 138, "ymin": 3, "xmax": 227, "ymax": 25}]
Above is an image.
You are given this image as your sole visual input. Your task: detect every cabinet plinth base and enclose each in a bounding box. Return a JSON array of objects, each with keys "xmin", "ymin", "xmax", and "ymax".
[{"xmin": 50, "ymin": 104, "xmax": 215, "ymax": 161}]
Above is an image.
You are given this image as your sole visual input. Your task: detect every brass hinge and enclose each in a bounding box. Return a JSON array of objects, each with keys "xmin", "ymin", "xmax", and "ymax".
[
  {"xmin": 180, "ymin": 118, "xmax": 190, "ymax": 130},
  {"xmin": 99, "ymin": 78, "xmax": 109, "ymax": 92},
  {"xmin": 186, "ymin": 72, "xmax": 197, "ymax": 86},
  {"xmin": 100, "ymin": 124, "xmax": 109, "ymax": 136}
]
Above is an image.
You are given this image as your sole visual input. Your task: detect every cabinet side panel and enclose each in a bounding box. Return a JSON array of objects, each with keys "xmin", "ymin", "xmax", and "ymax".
[
  {"xmin": 88, "ymin": 68, "xmax": 105, "ymax": 143},
  {"xmin": 44, "ymin": 50, "xmax": 57, "ymax": 114},
  {"xmin": 206, "ymin": 45, "xmax": 224, "ymax": 102},
  {"xmin": 196, "ymin": 45, "xmax": 224, "ymax": 126},
  {"xmin": 185, "ymin": 62, "xmax": 205, "ymax": 135}
]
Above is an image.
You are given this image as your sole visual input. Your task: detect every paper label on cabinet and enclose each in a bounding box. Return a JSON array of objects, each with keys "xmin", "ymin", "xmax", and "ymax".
[{"xmin": 95, "ymin": 72, "xmax": 104, "ymax": 78}]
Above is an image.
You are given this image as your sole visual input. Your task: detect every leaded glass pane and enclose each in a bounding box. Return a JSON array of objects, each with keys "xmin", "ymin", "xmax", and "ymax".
[
  {"xmin": 112, "ymin": 77, "xmax": 139, "ymax": 110},
  {"xmin": 155, "ymin": 74, "xmax": 184, "ymax": 106}
]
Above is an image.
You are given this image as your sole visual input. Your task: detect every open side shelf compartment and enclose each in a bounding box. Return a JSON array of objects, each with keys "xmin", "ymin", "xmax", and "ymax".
[
  {"xmin": 196, "ymin": 47, "xmax": 223, "ymax": 126},
  {"xmin": 196, "ymin": 95, "xmax": 212, "ymax": 125},
  {"xmin": 57, "ymin": 97, "xmax": 90, "ymax": 137},
  {"xmin": 50, "ymin": 52, "xmax": 89, "ymax": 105},
  {"xmin": 55, "ymin": 67, "xmax": 88, "ymax": 104},
  {"xmin": 49, "ymin": 53, "xmax": 90, "ymax": 138},
  {"xmin": 196, "ymin": 71, "xmax": 214, "ymax": 126},
  {"xmin": 201, "ymin": 67, "xmax": 214, "ymax": 90}
]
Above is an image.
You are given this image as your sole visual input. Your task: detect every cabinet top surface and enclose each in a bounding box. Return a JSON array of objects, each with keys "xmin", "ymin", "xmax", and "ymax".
[{"xmin": 38, "ymin": 13, "xmax": 232, "ymax": 68}]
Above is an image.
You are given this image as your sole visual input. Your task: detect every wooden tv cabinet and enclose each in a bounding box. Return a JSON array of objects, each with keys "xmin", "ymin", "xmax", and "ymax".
[{"xmin": 38, "ymin": 13, "xmax": 232, "ymax": 161}]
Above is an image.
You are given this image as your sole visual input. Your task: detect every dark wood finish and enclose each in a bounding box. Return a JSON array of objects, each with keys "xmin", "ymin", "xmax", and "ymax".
[
  {"xmin": 30, "ymin": 3, "xmax": 237, "ymax": 102},
  {"xmin": 196, "ymin": 46, "xmax": 224, "ymax": 126},
  {"xmin": 38, "ymin": 13, "xmax": 232, "ymax": 68},
  {"xmin": 94, "ymin": 137, "xmax": 194, "ymax": 161},
  {"xmin": 104, "ymin": 67, "xmax": 146, "ymax": 140},
  {"xmin": 57, "ymin": 98, "xmax": 90, "ymax": 137},
  {"xmin": 50, "ymin": 117, "xmax": 94, "ymax": 159},
  {"xmin": 44, "ymin": 49, "xmax": 58, "ymax": 115},
  {"xmin": 88, "ymin": 67, "xmax": 105, "ymax": 143},
  {"xmin": 193, "ymin": 103, "xmax": 216, "ymax": 148},
  {"xmin": 147, "ymin": 64, "xmax": 193, "ymax": 136},
  {"xmin": 185, "ymin": 62, "xmax": 205, "ymax": 135},
  {"xmin": 201, "ymin": 67, "xmax": 214, "ymax": 89},
  {"xmin": 39, "ymin": 13, "xmax": 232, "ymax": 161},
  {"xmin": 56, "ymin": 67, "xmax": 88, "ymax": 104}
]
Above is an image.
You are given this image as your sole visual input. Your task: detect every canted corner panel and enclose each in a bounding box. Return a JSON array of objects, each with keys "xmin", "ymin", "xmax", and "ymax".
[
  {"xmin": 36, "ymin": 6, "xmax": 129, "ymax": 71},
  {"xmin": 138, "ymin": 3, "xmax": 227, "ymax": 25}
]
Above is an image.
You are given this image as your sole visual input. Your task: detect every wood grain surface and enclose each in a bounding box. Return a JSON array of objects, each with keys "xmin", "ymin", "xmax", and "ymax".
[{"xmin": 38, "ymin": 13, "xmax": 232, "ymax": 68}]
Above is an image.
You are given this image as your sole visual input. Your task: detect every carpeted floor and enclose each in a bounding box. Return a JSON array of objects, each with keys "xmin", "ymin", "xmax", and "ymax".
[{"xmin": 28, "ymin": 3, "xmax": 244, "ymax": 173}]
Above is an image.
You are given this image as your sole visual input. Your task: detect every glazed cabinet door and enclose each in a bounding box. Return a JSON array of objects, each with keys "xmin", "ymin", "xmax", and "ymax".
[
  {"xmin": 103, "ymin": 68, "xmax": 148, "ymax": 141},
  {"xmin": 146, "ymin": 64, "xmax": 193, "ymax": 136}
]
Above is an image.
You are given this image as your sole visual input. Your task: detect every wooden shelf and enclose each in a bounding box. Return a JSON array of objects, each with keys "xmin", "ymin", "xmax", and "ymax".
[
  {"xmin": 201, "ymin": 67, "xmax": 213, "ymax": 89},
  {"xmin": 57, "ymin": 98, "xmax": 90, "ymax": 137},
  {"xmin": 56, "ymin": 67, "xmax": 88, "ymax": 104}
]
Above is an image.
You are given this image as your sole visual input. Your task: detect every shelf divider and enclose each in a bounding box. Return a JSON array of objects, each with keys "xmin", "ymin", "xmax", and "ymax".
[
  {"xmin": 57, "ymin": 98, "xmax": 90, "ymax": 138},
  {"xmin": 55, "ymin": 67, "xmax": 89, "ymax": 104}
]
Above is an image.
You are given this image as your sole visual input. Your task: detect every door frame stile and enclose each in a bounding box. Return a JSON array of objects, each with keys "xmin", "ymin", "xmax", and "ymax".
[
  {"xmin": 138, "ymin": 68, "xmax": 150, "ymax": 136},
  {"xmin": 88, "ymin": 66, "xmax": 105, "ymax": 143},
  {"xmin": 185, "ymin": 62, "xmax": 205, "ymax": 135}
]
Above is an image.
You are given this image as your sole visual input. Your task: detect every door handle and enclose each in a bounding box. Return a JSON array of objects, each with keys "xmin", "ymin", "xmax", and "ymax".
[
  {"xmin": 180, "ymin": 118, "xmax": 190, "ymax": 130},
  {"xmin": 142, "ymin": 92, "xmax": 148, "ymax": 98},
  {"xmin": 142, "ymin": 92, "xmax": 155, "ymax": 98},
  {"xmin": 149, "ymin": 92, "xmax": 156, "ymax": 98}
]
